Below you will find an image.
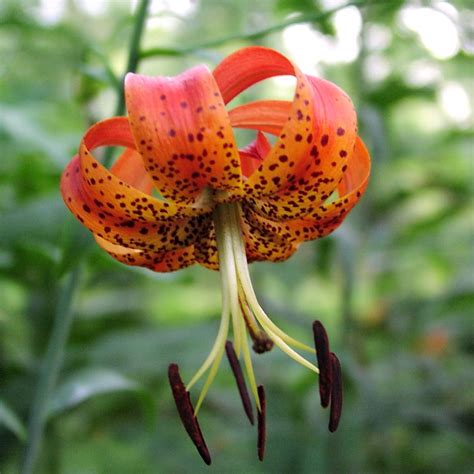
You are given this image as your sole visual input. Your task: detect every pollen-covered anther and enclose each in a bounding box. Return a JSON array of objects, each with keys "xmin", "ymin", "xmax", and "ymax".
[
  {"xmin": 312, "ymin": 320, "xmax": 333, "ymax": 408},
  {"xmin": 328, "ymin": 352, "xmax": 343, "ymax": 433},
  {"xmin": 225, "ymin": 341, "xmax": 255, "ymax": 425},
  {"xmin": 167, "ymin": 363, "xmax": 211, "ymax": 465}
]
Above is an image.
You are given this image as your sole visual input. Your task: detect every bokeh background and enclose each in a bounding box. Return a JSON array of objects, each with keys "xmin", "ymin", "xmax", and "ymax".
[{"xmin": 1, "ymin": 0, "xmax": 473, "ymax": 472}]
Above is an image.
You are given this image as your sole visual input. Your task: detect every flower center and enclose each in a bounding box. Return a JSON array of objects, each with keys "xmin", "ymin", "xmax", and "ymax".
[{"xmin": 186, "ymin": 202, "xmax": 318, "ymax": 414}]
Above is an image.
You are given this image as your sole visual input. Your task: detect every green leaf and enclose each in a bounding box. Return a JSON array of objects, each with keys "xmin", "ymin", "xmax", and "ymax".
[
  {"xmin": 0, "ymin": 399, "xmax": 26, "ymax": 441},
  {"xmin": 47, "ymin": 368, "xmax": 155, "ymax": 421}
]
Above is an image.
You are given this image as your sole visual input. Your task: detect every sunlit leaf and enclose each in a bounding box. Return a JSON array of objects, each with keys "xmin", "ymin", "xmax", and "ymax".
[
  {"xmin": 0, "ymin": 399, "xmax": 26, "ymax": 441},
  {"xmin": 47, "ymin": 368, "xmax": 154, "ymax": 420}
]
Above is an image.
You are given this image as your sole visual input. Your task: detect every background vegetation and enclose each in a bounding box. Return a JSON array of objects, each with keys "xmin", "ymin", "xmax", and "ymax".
[{"xmin": 0, "ymin": 0, "xmax": 472, "ymax": 472}]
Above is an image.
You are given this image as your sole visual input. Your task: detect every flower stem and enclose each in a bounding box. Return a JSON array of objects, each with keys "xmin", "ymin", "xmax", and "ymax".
[
  {"xmin": 103, "ymin": 0, "xmax": 151, "ymax": 168},
  {"xmin": 20, "ymin": 2, "xmax": 150, "ymax": 473},
  {"xmin": 20, "ymin": 268, "xmax": 81, "ymax": 474}
]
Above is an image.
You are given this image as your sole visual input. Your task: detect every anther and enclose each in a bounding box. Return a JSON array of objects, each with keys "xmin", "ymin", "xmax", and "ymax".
[
  {"xmin": 328, "ymin": 353, "xmax": 343, "ymax": 433},
  {"xmin": 168, "ymin": 363, "xmax": 211, "ymax": 465},
  {"xmin": 257, "ymin": 385, "xmax": 266, "ymax": 462},
  {"xmin": 225, "ymin": 341, "xmax": 254, "ymax": 425},
  {"xmin": 312, "ymin": 320, "xmax": 332, "ymax": 408}
]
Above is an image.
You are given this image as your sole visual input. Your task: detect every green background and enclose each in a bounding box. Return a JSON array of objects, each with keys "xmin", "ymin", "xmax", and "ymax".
[{"xmin": 0, "ymin": 0, "xmax": 473, "ymax": 472}]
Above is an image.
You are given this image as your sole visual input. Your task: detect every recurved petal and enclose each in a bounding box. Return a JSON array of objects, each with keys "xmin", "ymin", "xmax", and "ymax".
[
  {"xmin": 62, "ymin": 155, "xmax": 212, "ymax": 253},
  {"xmin": 215, "ymin": 47, "xmax": 317, "ymax": 196},
  {"xmin": 239, "ymin": 132, "xmax": 271, "ymax": 178},
  {"xmin": 94, "ymin": 236, "xmax": 195, "ymax": 272},
  {"xmin": 233, "ymin": 77, "xmax": 358, "ymax": 220},
  {"xmin": 76, "ymin": 117, "xmax": 211, "ymax": 222},
  {"xmin": 109, "ymin": 147, "xmax": 154, "ymax": 195},
  {"xmin": 194, "ymin": 222, "xmax": 219, "ymax": 271},
  {"xmin": 214, "ymin": 47, "xmax": 296, "ymax": 104},
  {"xmin": 240, "ymin": 208, "xmax": 298, "ymax": 263},
  {"xmin": 125, "ymin": 67, "xmax": 243, "ymax": 205},
  {"xmin": 229, "ymin": 100, "xmax": 291, "ymax": 136},
  {"xmin": 244, "ymin": 137, "xmax": 370, "ymax": 242}
]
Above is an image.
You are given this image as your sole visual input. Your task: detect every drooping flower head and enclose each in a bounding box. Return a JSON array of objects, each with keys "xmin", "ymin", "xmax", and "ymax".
[{"xmin": 61, "ymin": 47, "xmax": 370, "ymax": 464}]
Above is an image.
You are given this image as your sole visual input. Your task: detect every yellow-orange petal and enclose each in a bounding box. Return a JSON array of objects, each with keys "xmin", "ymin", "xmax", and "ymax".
[
  {"xmin": 109, "ymin": 147, "xmax": 154, "ymax": 195},
  {"xmin": 94, "ymin": 235, "xmax": 195, "ymax": 272},
  {"xmin": 75, "ymin": 117, "xmax": 210, "ymax": 222},
  {"xmin": 229, "ymin": 100, "xmax": 291, "ymax": 136},
  {"xmin": 215, "ymin": 47, "xmax": 316, "ymax": 197},
  {"xmin": 232, "ymin": 77, "xmax": 357, "ymax": 220},
  {"xmin": 194, "ymin": 223, "xmax": 220, "ymax": 271},
  {"xmin": 240, "ymin": 210, "xmax": 298, "ymax": 263},
  {"xmin": 125, "ymin": 67, "xmax": 243, "ymax": 205},
  {"xmin": 239, "ymin": 132, "xmax": 271, "ymax": 178},
  {"xmin": 62, "ymin": 155, "xmax": 211, "ymax": 252},
  {"xmin": 244, "ymin": 137, "xmax": 370, "ymax": 241}
]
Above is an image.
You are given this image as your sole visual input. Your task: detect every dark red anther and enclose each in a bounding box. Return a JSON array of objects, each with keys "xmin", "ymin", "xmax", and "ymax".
[
  {"xmin": 225, "ymin": 341, "xmax": 255, "ymax": 425},
  {"xmin": 257, "ymin": 385, "xmax": 266, "ymax": 462},
  {"xmin": 168, "ymin": 363, "xmax": 211, "ymax": 465},
  {"xmin": 313, "ymin": 320, "xmax": 333, "ymax": 408},
  {"xmin": 328, "ymin": 352, "xmax": 343, "ymax": 433}
]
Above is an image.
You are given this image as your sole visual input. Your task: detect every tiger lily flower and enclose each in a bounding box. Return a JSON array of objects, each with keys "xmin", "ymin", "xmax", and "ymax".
[{"xmin": 61, "ymin": 46, "xmax": 370, "ymax": 464}]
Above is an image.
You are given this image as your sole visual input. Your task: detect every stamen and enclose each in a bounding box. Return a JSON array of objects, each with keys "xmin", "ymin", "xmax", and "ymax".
[
  {"xmin": 225, "ymin": 340, "xmax": 254, "ymax": 425},
  {"xmin": 168, "ymin": 364, "xmax": 211, "ymax": 465},
  {"xmin": 257, "ymin": 385, "xmax": 266, "ymax": 462},
  {"xmin": 328, "ymin": 353, "xmax": 343, "ymax": 433},
  {"xmin": 312, "ymin": 320, "xmax": 333, "ymax": 408},
  {"xmin": 240, "ymin": 315, "xmax": 261, "ymax": 411}
]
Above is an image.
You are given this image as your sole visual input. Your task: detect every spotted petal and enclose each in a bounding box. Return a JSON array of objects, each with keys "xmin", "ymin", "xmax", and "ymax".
[
  {"xmin": 125, "ymin": 66, "xmax": 243, "ymax": 206},
  {"xmin": 229, "ymin": 78, "xmax": 358, "ymax": 221},
  {"xmin": 243, "ymin": 137, "xmax": 370, "ymax": 243},
  {"xmin": 60, "ymin": 117, "xmax": 211, "ymax": 254},
  {"xmin": 95, "ymin": 236, "xmax": 195, "ymax": 272},
  {"xmin": 215, "ymin": 46, "xmax": 317, "ymax": 197},
  {"xmin": 92, "ymin": 145, "xmax": 196, "ymax": 272}
]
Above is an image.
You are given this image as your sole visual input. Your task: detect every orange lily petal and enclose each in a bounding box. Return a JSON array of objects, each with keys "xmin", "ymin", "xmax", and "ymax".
[
  {"xmin": 125, "ymin": 66, "xmax": 243, "ymax": 206},
  {"xmin": 215, "ymin": 46, "xmax": 316, "ymax": 197},
  {"xmin": 60, "ymin": 117, "xmax": 213, "ymax": 253},
  {"xmin": 91, "ymin": 147, "xmax": 196, "ymax": 271},
  {"xmin": 95, "ymin": 236, "xmax": 195, "ymax": 272},
  {"xmin": 244, "ymin": 137, "xmax": 370, "ymax": 243},
  {"xmin": 242, "ymin": 212, "xmax": 298, "ymax": 263},
  {"xmin": 229, "ymin": 100, "xmax": 291, "ymax": 136},
  {"xmin": 194, "ymin": 224, "xmax": 219, "ymax": 271},
  {"xmin": 109, "ymin": 147, "xmax": 154, "ymax": 195},
  {"xmin": 214, "ymin": 47, "xmax": 296, "ymax": 104},
  {"xmin": 239, "ymin": 132, "xmax": 271, "ymax": 178},
  {"xmin": 62, "ymin": 155, "xmax": 211, "ymax": 252},
  {"xmin": 230, "ymin": 78, "xmax": 358, "ymax": 220},
  {"xmin": 75, "ymin": 117, "xmax": 210, "ymax": 222}
]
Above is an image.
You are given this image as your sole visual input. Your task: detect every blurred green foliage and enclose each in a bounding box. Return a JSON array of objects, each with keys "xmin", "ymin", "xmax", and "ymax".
[{"xmin": 0, "ymin": 0, "xmax": 473, "ymax": 472}]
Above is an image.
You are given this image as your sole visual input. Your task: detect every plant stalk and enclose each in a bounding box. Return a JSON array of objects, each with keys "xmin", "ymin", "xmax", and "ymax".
[{"xmin": 20, "ymin": 2, "xmax": 150, "ymax": 473}]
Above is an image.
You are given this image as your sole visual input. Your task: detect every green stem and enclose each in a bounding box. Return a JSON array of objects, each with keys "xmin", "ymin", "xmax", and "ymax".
[
  {"xmin": 20, "ymin": 2, "xmax": 150, "ymax": 473},
  {"xmin": 20, "ymin": 267, "xmax": 81, "ymax": 474},
  {"xmin": 139, "ymin": 0, "xmax": 368, "ymax": 59},
  {"xmin": 103, "ymin": 0, "xmax": 150, "ymax": 168}
]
